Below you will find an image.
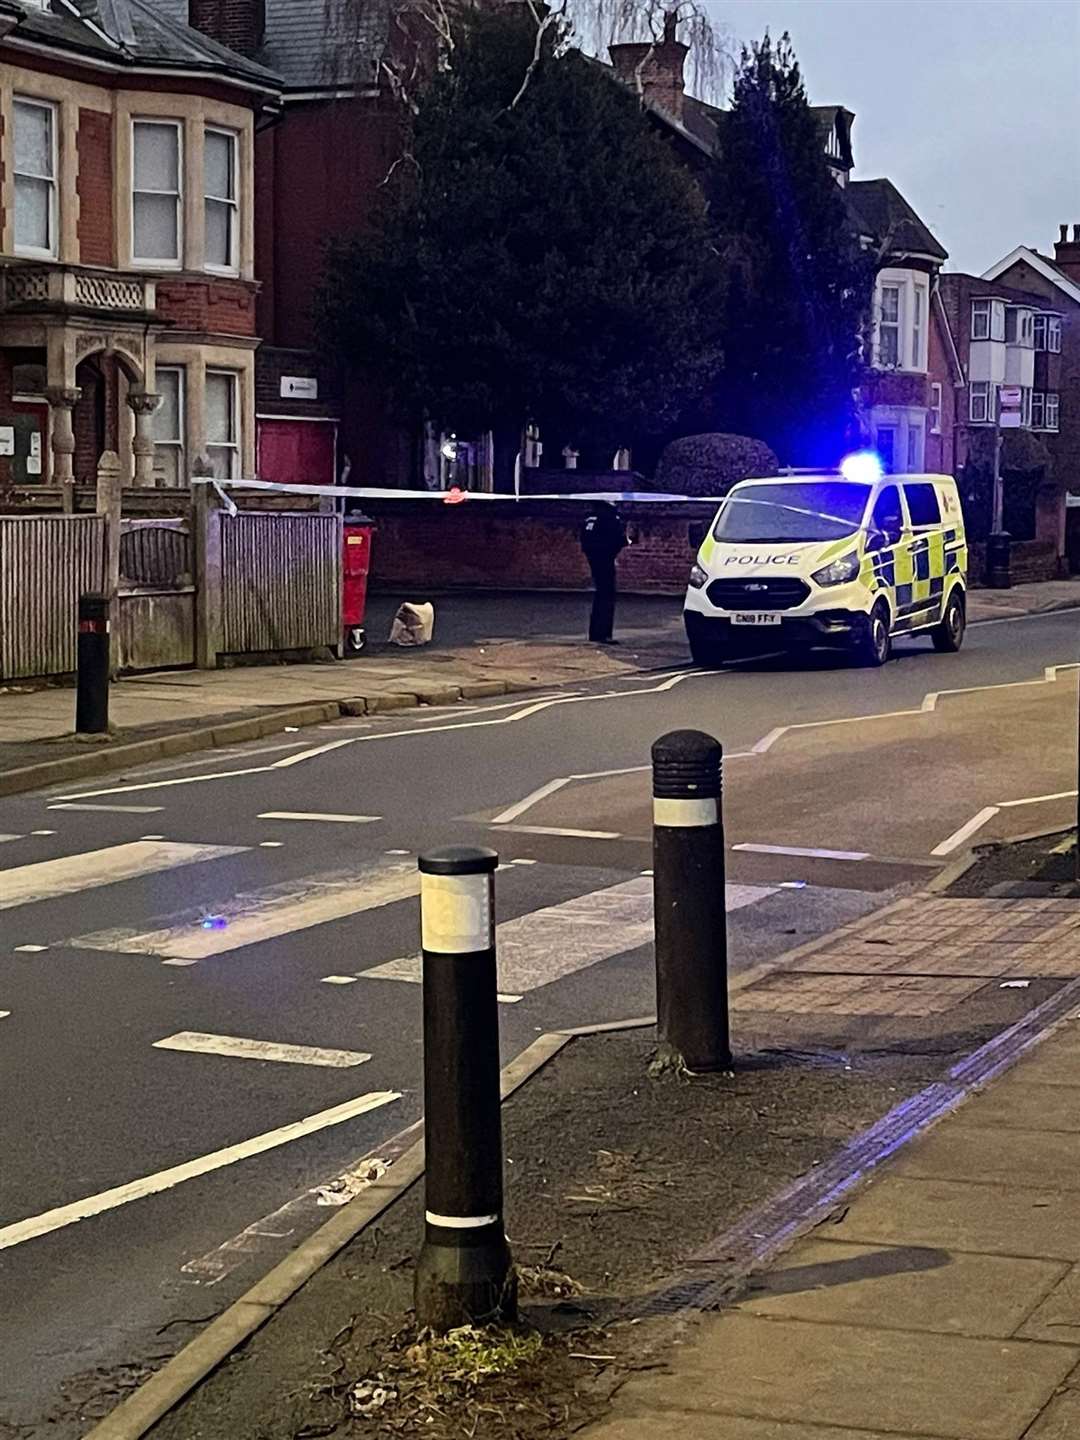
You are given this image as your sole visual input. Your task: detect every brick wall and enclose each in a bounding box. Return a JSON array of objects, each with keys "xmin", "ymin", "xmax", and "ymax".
[
  {"xmin": 77, "ymin": 109, "xmax": 113, "ymax": 266},
  {"xmin": 863, "ymin": 371, "xmax": 929, "ymax": 409},
  {"xmin": 365, "ymin": 501, "xmax": 715, "ymax": 594},
  {"xmin": 255, "ymin": 345, "xmax": 340, "ymax": 418},
  {"xmin": 187, "ymin": 0, "xmax": 262, "ymax": 56},
  {"xmin": 968, "ymin": 540, "xmax": 1064, "ymax": 585},
  {"xmin": 155, "ymin": 278, "xmax": 257, "ymax": 336}
]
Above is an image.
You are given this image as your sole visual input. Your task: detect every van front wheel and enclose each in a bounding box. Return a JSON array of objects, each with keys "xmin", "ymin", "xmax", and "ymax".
[
  {"xmin": 931, "ymin": 589, "xmax": 966, "ymax": 653},
  {"xmin": 854, "ymin": 602, "xmax": 892, "ymax": 667}
]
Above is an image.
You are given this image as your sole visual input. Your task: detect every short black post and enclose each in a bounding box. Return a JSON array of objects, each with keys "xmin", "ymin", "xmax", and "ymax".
[
  {"xmin": 75, "ymin": 592, "xmax": 111, "ymax": 734},
  {"xmin": 415, "ymin": 846, "xmax": 516, "ymax": 1332},
  {"xmin": 986, "ymin": 531, "xmax": 1012, "ymax": 589},
  {"xmin": 652, "ymin": 729, "xmax": 731, "ymax": 1072}
]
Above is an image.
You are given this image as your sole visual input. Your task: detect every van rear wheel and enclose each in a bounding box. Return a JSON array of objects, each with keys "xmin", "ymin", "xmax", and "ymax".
[
  {"xmin": 932, "ymin": 589, "xmax": 966, "ymax": 653},
  {"xmin": 854, "ymin": 602, "xmax": 892, "ymax": 667}
]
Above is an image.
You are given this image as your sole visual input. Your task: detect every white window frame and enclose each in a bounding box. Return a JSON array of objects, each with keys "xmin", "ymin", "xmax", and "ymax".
[
  {"xmin": 969, "ymin": 380, "xmax": 992, "ymax": 424},
  {"xmin": 131, "ymin": 118, "xmax": 183, "ymax": 269},
  {"xmin": 1047, "ymin": 316, "xmax": 1062, "ymax": 353},
  {"xmin": 1033, "ymin": 314, "xmax": 1047, "ymax": 351},
  {"xmin": 1045, "ymin": 392, "xmax": 1060, "ymax": 431},
  {"xmin": 205, "ymin": 369, "xmax": 240, "ymax": 479},
  {"xmin": 971, "ymin": 299, "xmax": 990, "ymax": 340},
  {"xmin": 13, "ymin": 96, "xmax": 58, "ymax": 259},
  {"xmin": 876, "ymin": 283, "xmax": 902, "ymax": 369},
  {"xmin": 203, "ymin": 125, "xmax": 240, "ymax": 275},
  {"xmin": 153, "ymin": 366, "xmax": 186, "ymax": 486},
  {"xmin": 1032, "ymin": 392, "xmax": 1045, "ymax": 429},
  {"xmin": 1020, "ymin": 387, "xmax": 1032, "ymax": 428},
  {"xmin": 911, "ymin": 288, "xmax": 924, "ymax": 370},
  {"xmin": 929, "ymin": 382, "xmax": 942, "ymax": 435}
]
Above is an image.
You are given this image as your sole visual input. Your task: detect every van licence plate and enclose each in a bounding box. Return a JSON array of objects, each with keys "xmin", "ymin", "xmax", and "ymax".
[{"xmin": 731, "ymin": 613, "xmax": 781, "ymax": 627}]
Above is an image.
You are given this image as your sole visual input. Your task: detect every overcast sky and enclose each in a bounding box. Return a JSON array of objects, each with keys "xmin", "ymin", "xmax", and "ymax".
[{"xmin": 707, "ymin": 0, "xmax": 1080, "ymax": 276}]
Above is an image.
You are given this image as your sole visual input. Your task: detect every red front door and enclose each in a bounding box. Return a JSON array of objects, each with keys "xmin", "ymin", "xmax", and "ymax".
[{"xmin": 257, "ymin": 418, "xmax": 337, "ymax": 486}]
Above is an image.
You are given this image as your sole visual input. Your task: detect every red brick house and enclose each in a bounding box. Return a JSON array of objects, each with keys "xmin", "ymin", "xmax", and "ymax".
[{"xmin": 0, "ymin": 0, "xmax": 280, "ymax": 495}]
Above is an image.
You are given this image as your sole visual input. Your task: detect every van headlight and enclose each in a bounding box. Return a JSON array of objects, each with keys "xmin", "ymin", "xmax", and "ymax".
[
  {"xmin": 811, "ymin": 552, "xmax": 860, "ymax": 587},
  {"xmin": 688, "ymin": 563, "xmax": 708, "ymax": 589}
]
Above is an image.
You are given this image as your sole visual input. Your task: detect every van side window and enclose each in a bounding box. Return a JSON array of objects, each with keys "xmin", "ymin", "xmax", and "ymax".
[
  {"xmin": 905, "ymin": 483, "xmax": 941, "ymax": 528},
  {"xmin": 869, "ymin": 485, "xmax": 903, "ymax": 549}
]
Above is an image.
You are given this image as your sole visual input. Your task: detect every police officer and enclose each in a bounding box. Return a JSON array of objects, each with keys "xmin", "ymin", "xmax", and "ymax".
[{"xmin": 581, "ymin": 501, "xmax": 629, "ymax": 644}]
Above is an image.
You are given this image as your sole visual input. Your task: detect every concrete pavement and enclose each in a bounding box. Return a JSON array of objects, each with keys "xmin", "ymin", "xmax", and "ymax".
[{"xmin": 585, "ymin": 992, "xmax": 1080, "ymax": 1440}]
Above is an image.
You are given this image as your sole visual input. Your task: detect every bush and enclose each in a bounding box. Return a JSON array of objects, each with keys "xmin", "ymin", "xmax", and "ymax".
[{"xmin": 654, "ymin": 433, "xmax": 779, "ymax": 498}]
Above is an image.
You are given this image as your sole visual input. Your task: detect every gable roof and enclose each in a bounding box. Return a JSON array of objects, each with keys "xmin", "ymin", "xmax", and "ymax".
[
  {"xmin": 983, "ymin": 245, "xmax": 1080, "ymax": 307},
  {"xmin": 5, "ymin": 0, "xmax": 280, "ymax": 91},
  {"xmin": 845, "ymin": 178, "xmax": 947, "ymax": 262}
]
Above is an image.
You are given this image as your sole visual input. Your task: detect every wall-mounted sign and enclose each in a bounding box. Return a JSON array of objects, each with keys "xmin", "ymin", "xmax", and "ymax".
[
  {"xmin": 26, "ymin": 430, "xmax": 41, "ymax": 473},
  {"xmin": 280, "ymin": 376, "xmax": 318, "ymax": 401},
  {"xmin": 0, "ymin": 427, "xmax": 14, "ymax": 456}
]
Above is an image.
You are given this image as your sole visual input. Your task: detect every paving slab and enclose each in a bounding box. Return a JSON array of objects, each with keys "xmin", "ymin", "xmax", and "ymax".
[
  {"xmin": 830, "ymin": 1176, "xmax": 1080, "ymax": 1260},
  {"xmin": 893, "ymin": 1125, "xmax": 1080, "ymax": 1192},
  {"xmin": 967, "ymin": 1082, "xmax": 1080, "ymax": 1133},
  {"xmin": 1006, "ymin": 1029, "xmax": 1080, "ymax": 1087},
  {"xmin": 736, "ymin": 1237, "xmax": 1065, "ymax": 1337},
  {"xmin": 611, "ymin": 1313, "xmax": 1078, "ymax": 1439},
  {"xmin": 584, "ymin": 1412, "xmax": 929, "ymax": 1440},
  {"xmin": 1018, "ymin": 1263, "xmax": 1080, "ymax": 1345},
  {"xmin": 1024, "ymin": 1389, "xmax": 1080, "ymax": 1439}
]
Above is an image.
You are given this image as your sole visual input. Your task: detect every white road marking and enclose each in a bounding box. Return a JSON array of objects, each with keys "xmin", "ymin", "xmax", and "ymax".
[
  {"xmin": 733, "ymin": 843, "xmax": 871, "ymax": 862},
  {"xmin": 931, "ymin": 807, "xmax": 1002, "ymax": 857},
  {"xmin": 140, "ymin": 834, "xmax": 165, "ymax": 840},
  {"xmin": 0, "ymin": 834, "xmax": 23, "ymax": 844},
  {"xmin": 320, "ymin": 975, "xmax": 358, "ymax": 985},
  {"xmin": 970, "ymin": 608, "xmax": 1080, "ymax": 628},
  {"xmin": 68, "ymin": 859, "xmax": 418, "ymax": 961},
  {"xmin": 497, "ymin": 993, "xmax": 523, "ymax": 1004},
  {"xmin": 259, "ymin": 841, "xmax": 285, "ymax": 848},
  {"xmin": 162, "ymin": 957, "xmax": 199, "ymax": 967},
  {"xmin": 365, "ymin": 877, "xmax": 775, "ymax": 994},
  {"xmin": 505, "ymin": 824, "xmax": 622, "ymax": 840},
  {"xmin": 257, "ymin": 811, "xmax": 381, "ymax": 824},
  {"xmin": 30, "ymin": 830, "xmax": 56, "ymax": 836},
  {"xmin": 0, "ymin": 1090, "xmax": 400, "ymax": 1253},
  {"xmin": 48, "ymin": 802, "xmax": 164, "ymax": 814},
  {"xmin": 0, "ymin": 1011, "xmax": 9, "ymax": 1020},
  {"xmin": 1, "ymin": 841, "xmax": 247, "ymax": 912},
  {"xmin": 52, "ymin": 672, "xmax": 709, "ymax": 801},
  {"xmin": 153, "ymin": 1031, "xmax": 371, "ymax": 1069},
  {"xmin": 998, "ymin": 789, "xmax": 1078, "ymax": 808},
  {"xmin": 492, "ymin": 765, "xmax": 649, "ymax": 825},
  {"xmin": 13, "ymin": 945, "xmax": 47, "ymax": 953}
]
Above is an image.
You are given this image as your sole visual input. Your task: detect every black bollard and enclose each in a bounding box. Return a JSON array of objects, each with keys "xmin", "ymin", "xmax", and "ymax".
[
  {"xmin": 652, "ymin": 729, "xmax": 731, "ymax": 1072},
  {"xmin": 986, "ymin": 531, "xmax": 1012, "ymax": 589},
  {"xmin": 414, "ymin": 846, "xmax": 516, "ymax": 1332},
  {"xmin": 75, "ymin": 592, "xmax": 110, "ymax": 735}
]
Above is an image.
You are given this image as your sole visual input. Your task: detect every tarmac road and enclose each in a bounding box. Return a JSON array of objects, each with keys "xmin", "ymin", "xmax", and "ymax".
[{"xmin": 0, "ymin": 606, "xmax": 1076, "ymax": 1435}]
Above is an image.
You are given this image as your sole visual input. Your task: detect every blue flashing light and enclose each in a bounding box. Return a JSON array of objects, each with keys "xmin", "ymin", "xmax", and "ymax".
[
  {"xmin": 201, "ymin": 915, "xmax": 228, "ymax": 930},
  {"xmin": 839, "ymin": 451, "xmax": 884, "ymax": 485}
]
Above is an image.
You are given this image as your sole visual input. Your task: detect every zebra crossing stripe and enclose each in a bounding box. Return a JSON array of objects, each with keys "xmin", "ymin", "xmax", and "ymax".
[
  {"xmin": 68, "ymin": 859, "xmax": 418, "ymax": 961},
  {"xmin": 1, "ymin": 841, "xmax": 247, "ymax": 912},
  {"xmin": 153, "ymin": 1032, "xmax": 371, "ymax": 1068},
  {"xmin": 364, "ymin": 877, "xmax": 776, "ymax": 995}
]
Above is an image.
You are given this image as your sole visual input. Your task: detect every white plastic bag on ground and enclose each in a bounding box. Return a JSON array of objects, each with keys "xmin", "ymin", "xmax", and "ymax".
[{"xmin": 389, "ymin": 601, "xmax": 435, "ymax": 647}]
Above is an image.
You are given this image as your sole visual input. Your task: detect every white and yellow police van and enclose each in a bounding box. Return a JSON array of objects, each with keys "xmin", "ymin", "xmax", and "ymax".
[{"xmin": 684, "ymin": 457, "xmax": 968, "ymax": 668}]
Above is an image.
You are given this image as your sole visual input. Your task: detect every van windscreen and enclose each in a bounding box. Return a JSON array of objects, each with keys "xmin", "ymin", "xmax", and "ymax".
[{"xmin": 713, "ymin": 483, "xmax": 872, "ymax": 543}]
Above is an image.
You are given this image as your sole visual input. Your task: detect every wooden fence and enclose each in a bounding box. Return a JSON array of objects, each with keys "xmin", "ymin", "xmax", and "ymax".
[{"xmin": 0, "ymin": 515, "xmax": 106, "ymax": 679}]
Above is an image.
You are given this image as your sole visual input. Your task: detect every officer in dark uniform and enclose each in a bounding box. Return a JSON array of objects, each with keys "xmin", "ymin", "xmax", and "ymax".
[{"xmin": 580, "ymin": 501, "xmax": 629, "ymax": 644}]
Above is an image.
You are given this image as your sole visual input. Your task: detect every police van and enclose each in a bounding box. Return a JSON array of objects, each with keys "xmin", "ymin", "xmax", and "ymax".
[{"xmin": 684, "ymin": 462, "xmax": 968, "ymax": 668}]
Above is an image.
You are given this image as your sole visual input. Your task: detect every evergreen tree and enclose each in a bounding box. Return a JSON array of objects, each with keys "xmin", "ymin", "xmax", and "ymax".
[
  {"xmin": 318, "ymin": 5, "xmax": 724, "ymax": 470},
  {"xmin": 709, "ymin": 33, "xmax": 874, "ymax": 465}
]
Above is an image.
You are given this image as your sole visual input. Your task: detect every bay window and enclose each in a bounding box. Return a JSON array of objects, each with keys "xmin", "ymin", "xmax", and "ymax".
[
  {"xmin": 877, "ymin": 285, "xmax": 901, "ymax": 368},
  {"xmin": 929, "ymin": 382, "xmax": 942, "ymax": 435},
  {"xmin": 133, "ymin": 119, "xmax": 182, "ymax": 265},
  {"xmin": 153, "ymin": 368, "xmax": 185, "ymax": 486},
  {"xmin": 14, "ymin": 98, "xmax": 57, "ymax": 257},
  {"xmin": 206, "ymin": 370, "xmax": 240, "ymax": 478},
  {"xmin": 969, "ymin": 381, "xmax": 992, "ymax": 423},
  {"xmin": 911, "ymin": 289, "xmax": 923, "ymax": 369},
  {"xmin": 204, "ymin": 128, "xmax": 239, "ymax": 272}
]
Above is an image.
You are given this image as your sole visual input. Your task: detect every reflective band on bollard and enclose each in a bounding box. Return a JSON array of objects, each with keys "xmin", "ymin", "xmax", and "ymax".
[
  {"xmin": 414, "ymin": 846, "xmax": 516, "ymax": 1332},
  {"xmin": 652, "ymin": 729, "xmax": 732, "ymax": 1072},
  {"xmin": 75, "ymin": 592, "xmax": 110, "ymax": 736}
]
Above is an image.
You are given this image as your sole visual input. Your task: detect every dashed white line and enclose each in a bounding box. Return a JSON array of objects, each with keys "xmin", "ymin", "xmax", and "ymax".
[
  {"xmin": 0, "ymin": 1012, "xmax": 9, "ymax": 1020},
  {"xmin": 0, "ymin": 1090, "xmax": 401, "ymax": 1252},
  {"xmin": 259, "ymin": 841, "xmax": 285, "ymax": 848},
  {"xmin": 153, "ymin": 1031, "xmax": 371, "ymax": 1069},
  {"xmin": 257, "ymin": 811, "xmax": 382, "ymax": 824},
  {"xmin": 504, "ymin": 824, "xmax": 622, "ymax": 840},
  {"xmin": 13, "ymin": 945, "xmax": 47, "ymax": 953},
  {"xmin": 733, "ymin": 843, "xmax": 871, "ymax": 862},
  {"xmin": 48, "ymin": 802, "xmax": 165, "ymax": 814},
  {"xmin": 321, "ymin": 975, "xmax": 359, "ymax": 985},
  {"xmin": 0, "ymin": 834, "xmax": 24, "ymax": 844},
  {"xmin": 30, "ymin": 830, "xmax": 56, "ymax": 836}
]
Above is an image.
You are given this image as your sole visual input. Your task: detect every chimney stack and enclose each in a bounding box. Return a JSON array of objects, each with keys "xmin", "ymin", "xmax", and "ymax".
[
  {"xmin": 609, "ymin": 10, "xmax": 689, "ymax": 124},
  {"xmin": 1052, "ymin": 222, "xmax": 1080, "ymax": 283},
  {"xmin": 187, "ymin": 0, "xmax": 264, "ymax": 58}
]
